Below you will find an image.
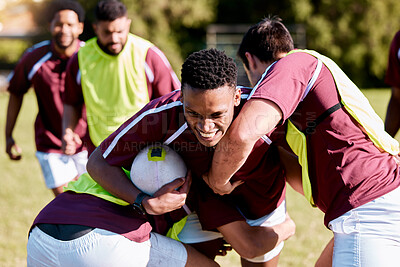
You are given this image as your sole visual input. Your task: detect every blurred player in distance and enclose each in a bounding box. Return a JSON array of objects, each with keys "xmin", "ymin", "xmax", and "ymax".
[{"xmin": 5, "ymin": 0, "xmax": 87, "ymax": 196}]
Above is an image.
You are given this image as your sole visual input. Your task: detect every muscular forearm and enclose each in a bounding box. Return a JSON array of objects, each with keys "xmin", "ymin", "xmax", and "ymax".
[
  {"xmin": 207, "ymin": 99, "xmax": 283, "ymax": 193},
  {"xmin": 210, "ymin": 129, "xmax": 254, "ymax": 186},
  {"xmin": 87, "ymin": 147, "xmax": 140, "ymax": 204}
]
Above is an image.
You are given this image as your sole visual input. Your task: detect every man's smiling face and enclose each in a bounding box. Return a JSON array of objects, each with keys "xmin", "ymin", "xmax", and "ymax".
[{"xmin": 182, "ymin": 85, "xmax": 241, "ymax": 147}]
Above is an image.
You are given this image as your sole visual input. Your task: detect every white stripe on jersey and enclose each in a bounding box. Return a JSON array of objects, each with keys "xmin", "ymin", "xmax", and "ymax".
[
  {"xmin": 144, "ymin": 62, "xmax": 154, "ymax": 83},
  {"xmin": 164, "ymin": 123, "xmax": 188, "ymax": 145},
  {"xmin": 7, "ymin": 71, "xmax": 14, "ymax": 82},
  {"xmin": 247, "ymin": 57, "xmax": 322, "ymax": 102},
  {"xmin": 26, "ymin": 40, "xmax": 51, "ymax": 53},
  {"xmin": 247, "ymin": 61, "xmax": 277, "ymax": 100},
  {"xmin": 171, "ymin": 70, "xmax": 181, "ymax": 87},
  {"xmin": 301, "ymin": 59, "xmax": 322, "ymax": 101},
  {"xmin": 151, "ymin": 46, "xmax": 172, "ymax": 70},
  {"xmin": 76, "ymin": 70, "xmax": 81, "ymax": 85},
  {"xmin": 103, "ymin": 101, "xmax": 183, "ymax": 158},
  {"xmin": 28, "ymin": 52, "xmax": 52, "ymax": 81},
  {"xmin": 261, "ymin": 135, "xmax": 272, "ymax": 145},
  {"xmin": 397, "ymin": 48, "xmax": 400, "ymax": 61},
  {"xmin": 237, "ymin": 85, "xmax": 251, "ymax": 100},
  {"xmin": 150, "ymin": 46, "xmax": 181, "ymax": 87},
  {"xmin": 237, "ymin": 85, "xmax": 252, "ymax": 90},
  {"xmin": 245, "ymin": 57, "xmax": 322, "ymax": 145}
]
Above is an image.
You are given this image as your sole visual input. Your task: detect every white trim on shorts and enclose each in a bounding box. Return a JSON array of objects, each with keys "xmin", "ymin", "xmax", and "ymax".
[
  {"xmin": 35, "ymin": 150, "xmax": 88, "ymax": 189},
  {"xmin": 27, "ymin": 226, "xmax": 187, "ymax": 267}
]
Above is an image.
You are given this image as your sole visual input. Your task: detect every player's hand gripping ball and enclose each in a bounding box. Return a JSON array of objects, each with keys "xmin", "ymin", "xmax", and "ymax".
[{"xmin": 130, "ymin": 145, "xmax": 187, "ymax": 195}]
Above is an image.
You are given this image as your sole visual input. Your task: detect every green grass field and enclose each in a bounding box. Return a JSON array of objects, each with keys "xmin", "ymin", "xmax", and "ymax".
[{"xmin": 0, "ymin": 88, "xmax": 396, "ymax": 267}]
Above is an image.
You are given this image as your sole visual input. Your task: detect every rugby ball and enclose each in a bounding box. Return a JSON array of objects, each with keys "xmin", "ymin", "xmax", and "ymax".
[{"xmin": 130, "ymin": 144, "xmax": 187, "ymax": 195}]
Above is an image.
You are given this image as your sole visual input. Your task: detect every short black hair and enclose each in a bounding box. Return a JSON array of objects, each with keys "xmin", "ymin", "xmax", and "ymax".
[
  {"xmin": 95, "ymin": 0, "xmax": 127, "ymax": 22},
  {"xmin": 47, "ymin": 0, "xmax": 85, "ymax": 23},
  {"xmin": 238, "ymin": 16, "xmax": 294, "ymax": 68},
  {"xmin": 181, "ymin": 48, "xmax": 237, "ymax": 91}
]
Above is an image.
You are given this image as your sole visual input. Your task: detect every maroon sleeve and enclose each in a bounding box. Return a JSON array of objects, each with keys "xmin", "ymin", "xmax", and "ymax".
[
  {"xmin": 99, "ymin": 91, "xmax": 182, "ymax": 170},
  {"xmin": 64, "ymin": 52, "xmax": 84, "ymax": 106},
  {"xmin": 145, "ymin": 46, "xmax": 181, "ymax": 100},
  {"xmin": 7, "ymin": 52, "xmax": 33, "ymax": 95},
  {"xmin": 385, "ymin": 31, "xmax": 400, "ymax": 87},
  {"xmin": 251, "ymin": 52, "xmax": 318, "ymax": 121}
]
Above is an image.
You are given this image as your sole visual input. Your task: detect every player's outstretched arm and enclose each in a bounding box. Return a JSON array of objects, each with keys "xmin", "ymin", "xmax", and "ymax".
[{"xmin": 5, "ymin": 93, "xmax": 24, "ymax": 160}]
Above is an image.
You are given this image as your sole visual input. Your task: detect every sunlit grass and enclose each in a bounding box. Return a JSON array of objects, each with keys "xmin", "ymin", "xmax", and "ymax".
[{"xmin": 0, "ymin": 90, "xmax": 53, "ymax": 267}]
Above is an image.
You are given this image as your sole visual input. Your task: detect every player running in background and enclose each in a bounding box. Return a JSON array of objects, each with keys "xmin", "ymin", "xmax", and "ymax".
[{"xmin": 5, "ymin": 0, "xmax": 87, "ymax": 196}]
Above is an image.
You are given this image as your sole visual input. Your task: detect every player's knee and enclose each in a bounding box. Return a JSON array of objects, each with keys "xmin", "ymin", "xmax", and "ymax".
[{"xmin": 235, "ymin": 241, "xmax": 265, "ymax": 259}]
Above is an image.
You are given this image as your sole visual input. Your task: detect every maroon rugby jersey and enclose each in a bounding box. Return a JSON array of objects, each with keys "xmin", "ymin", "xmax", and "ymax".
[
  {"xmin": 64, "ymin": 45, "xmax": 181, "ymax": 155},
  {"xmin": 7, "ymin": 40, "xmax": 86, "ymax": 153},
  {"xmin": 99, "ymin": 89, "xmax": 286, "ymax": 230},
  {"xmin": 32, "ymin": 191, "xmax": 152, "ymax": 242},
  {"xmin": 251, "ymin": 51, "xmax": 400, "ymax": 226},
  {"xmin": 385, "ymin": 30, "xmax": 400, "ymax": 88}
]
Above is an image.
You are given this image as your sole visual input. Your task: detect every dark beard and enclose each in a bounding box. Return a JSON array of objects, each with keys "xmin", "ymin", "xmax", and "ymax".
[
  {"xmin": 53, "ymin": 34, "xmax": 74, "ymax": 50},
  {"xmin": 96, "ymin": 39, "xmax": 123, "ymax": 55}
]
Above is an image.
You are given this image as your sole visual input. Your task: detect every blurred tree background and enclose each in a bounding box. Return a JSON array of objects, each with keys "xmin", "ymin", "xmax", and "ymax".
[{"xmin": 0, "ymin": 0, "xmax": 400, "ymax": 87}]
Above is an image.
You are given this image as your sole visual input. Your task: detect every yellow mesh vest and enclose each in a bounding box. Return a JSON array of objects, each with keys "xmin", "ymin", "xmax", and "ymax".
[
  {"xmin": 64, "ymin": 170, "xmax": 130, "ymax": 206},
  {"xmin": 166, "ymin": 216, "xmax": 188, "ymax": 241},
  {"xmin": 78, "ymin": 33, "xmax": 152, "ymax": 146},
  {"xmin": 286, "ymin": 120, "xmax": 316, "ymax": 206},
  {"xmin": 285, "ymin": 50, "xmax": 399, "ymax": 206}
]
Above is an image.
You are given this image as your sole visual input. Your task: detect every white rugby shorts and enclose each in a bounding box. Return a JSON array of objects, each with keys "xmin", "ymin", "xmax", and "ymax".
[
  {"xmin": 35, "ymin": 150, "xmax": 88, "ymax": 189},
  {"xmin": 27, "ymin": 227, "xmax": 187, "ymax": 267}
]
